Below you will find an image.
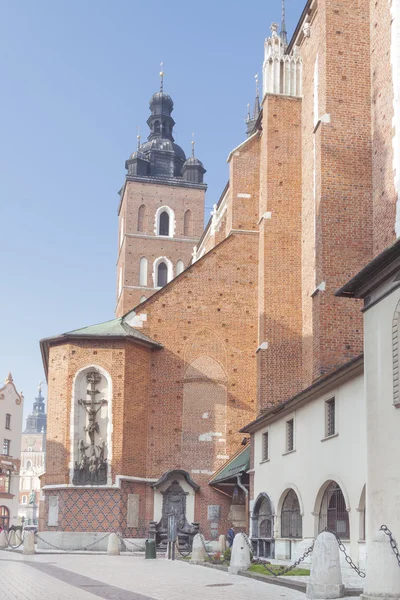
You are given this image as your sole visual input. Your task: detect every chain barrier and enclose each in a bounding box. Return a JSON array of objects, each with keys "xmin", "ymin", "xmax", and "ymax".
[
  {"xmin": 323, "ymin": 528, "xmax": 365, "ymax": 578},
  {"xmin": 115, "ymin": 534, "xmax": 146, "ymax": 553},
  {"xmin": 174, "ymin": 541, "xmax": 191, "ymax": 558},
  {"xmin": 199, "ymin": 533, "xmax": 214, "ymax": 559},
  {"xmin": 243, "ymin": 532, "xmax": 314, "ymax": 578},
  {"xmin": 2, "ymin": 530, "xmax": 25, "ymax": 550},
  {"xmin": 380, "ymin": 525, "xmax": 400, "ymax": 568},
  {"xmin": 34, "ymin": 532, "xmax": 110, "ymax": 552}
]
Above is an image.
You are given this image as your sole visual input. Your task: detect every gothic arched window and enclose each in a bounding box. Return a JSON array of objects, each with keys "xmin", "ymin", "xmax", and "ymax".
[
  {"xmin": 138, "ymin": 204, "xmax": 146, "ymax": 232},
  {"xmin": 281, "ymin": 489, "xmax": 302, "ymax": 538},
  {"xmin": 159, "ymin": 211, "xmax": 170, "ymax": 236},
  {"xmin": 184, "ymin": 210, "xmax": 192, "ymax": 237},
  {"xmin": 139, "ymin": 257, "xmax": 148, "ymax": 287},
  {"xmin": 318, "ymin": 481, "xmax": 349, "ymax": 539},
  {"xmin": 157, "ymin": 262, "xmax": 168, "ymax": 287}
]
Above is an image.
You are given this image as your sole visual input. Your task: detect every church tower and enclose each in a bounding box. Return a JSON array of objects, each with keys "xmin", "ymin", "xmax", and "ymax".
[{"xmin": 116, "ymin": 74, "xmax": 207, "ymax": 316}]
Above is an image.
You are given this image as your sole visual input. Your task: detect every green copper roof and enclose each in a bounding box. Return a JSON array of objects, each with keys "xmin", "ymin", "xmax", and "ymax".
[
  {"xmin": 209, "ymin": 444, "xmax": 250, "ymax": 485},
  {"xmin": 64, "ymin": 317, "xmax": 161, "ymax": 346}
]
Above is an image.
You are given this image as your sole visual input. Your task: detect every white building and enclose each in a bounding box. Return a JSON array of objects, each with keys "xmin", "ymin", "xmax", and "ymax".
[
  {"xmin": 0, "ymin": 373, "xmax": 23, "ymax": 529},
  {"xmin": 241, "ymin": 355, "xmax": 367, "ymax": 568}
]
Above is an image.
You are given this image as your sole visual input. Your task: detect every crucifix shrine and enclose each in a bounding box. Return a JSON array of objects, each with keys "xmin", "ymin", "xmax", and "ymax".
[{"xmin": 72, "ymin": 370, "xmax": 108, "ymax": 486}]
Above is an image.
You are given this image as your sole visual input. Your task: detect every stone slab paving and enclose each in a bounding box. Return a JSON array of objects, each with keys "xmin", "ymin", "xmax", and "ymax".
[{"xmin": 0, "ymin": 551, "xmax": 314, "ymax": 600}]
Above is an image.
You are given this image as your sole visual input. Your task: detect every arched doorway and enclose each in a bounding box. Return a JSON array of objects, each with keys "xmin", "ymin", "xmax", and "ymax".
[
  {"xmin": 0, "ymin": 506, "xmax": 10, "ymax": 530},
  {"xmin": 251, "ymin": 493, "xmax": 274, "ymax": 558},
  {"xmin": 281, "ymin": 489, "xmax": 302, "ymax": 539},
  {"xmin": 318, "ymin": 481, "xmax": 349, "ymax": 539}
]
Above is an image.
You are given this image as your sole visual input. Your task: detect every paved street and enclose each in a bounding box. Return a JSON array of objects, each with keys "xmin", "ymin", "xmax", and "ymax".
[{"xmin": 0, "ymin": 551, "xmax": 313, "ymax": 600}]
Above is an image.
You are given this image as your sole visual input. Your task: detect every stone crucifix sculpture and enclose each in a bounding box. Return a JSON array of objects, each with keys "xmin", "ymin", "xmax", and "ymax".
[{"xmin": 78, "ymin": 371, "xmax": 106, "ymax": 447}]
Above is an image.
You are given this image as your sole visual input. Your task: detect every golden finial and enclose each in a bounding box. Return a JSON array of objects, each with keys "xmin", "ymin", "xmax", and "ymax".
[
  {"xmin": 5, "ymin": 372, "xmax": 13, "ymax": 384},
  {"xmin": 191, "ymin": 132, "xmax": 195, "ymax": 157},
  {"xmin": 160, "ymin": 62, "xmax": 164, "ymax": 92}
]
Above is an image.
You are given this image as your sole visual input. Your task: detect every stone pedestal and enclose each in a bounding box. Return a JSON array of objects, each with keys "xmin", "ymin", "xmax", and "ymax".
[
  {"xmin": 219, "ymin": 534, "xmax": 227, "ymax": 552},
  {"xmin": 0, "ymin": 530, "xmax": 7, "ymax": 548},
  {"xmin": 107, "ymin": 533, "xmax": 120, "ymax": 556},
  {"xmin": 306, "ymin": 531, "xmax": 344, "ymax": 599},
  {"xmin": 190, "ymin": 533, "xmax": 206, "ymax": 563},
  {"xmin": 228, "ymin": 532, "xmax": 251, "ymax": 575},
  {"xmin": 22, "ymin": 532, "xmax": 35, "ymax": 555},
  {"xmin": 361, "ymin": 530, "xmax": 400, "ymax": 600}
]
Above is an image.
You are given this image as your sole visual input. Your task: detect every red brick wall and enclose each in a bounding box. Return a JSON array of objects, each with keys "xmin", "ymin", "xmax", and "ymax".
[
  {"xmin": 370, "ymin": 0, "xmax": 396, "ymax": 254},
  {"xmin": 257, "ymin": 94, "xmax": 303, "ymax": 410}
]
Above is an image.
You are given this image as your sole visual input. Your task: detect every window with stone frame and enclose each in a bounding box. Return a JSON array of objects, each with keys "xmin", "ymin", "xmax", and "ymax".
[
  {"xmin": 5, "ymin": 414, "xmax": 10, "ymax": 430},
  {"xmin": 286, "ymin": 419, "xmax": 294, "ymax": 452},
  {"xmin": 262, "ymin": 431, "xmax": 269, "ymax": 461},
  {"xmin": 2, "ymin": 439, "xmax": 10, "ymax": 456},
  {"xmin": 159, "ymin": 211, "xmax": 170, "ymax": 236},
  {"xmin": 325, "ymin": 398, "xmax": 335, "ymax": 437}
]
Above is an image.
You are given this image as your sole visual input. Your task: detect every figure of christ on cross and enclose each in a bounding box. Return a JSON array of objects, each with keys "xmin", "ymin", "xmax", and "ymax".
[{"xmin": 78, "ymin": 371, "xmax": 107, "ymax": 448}]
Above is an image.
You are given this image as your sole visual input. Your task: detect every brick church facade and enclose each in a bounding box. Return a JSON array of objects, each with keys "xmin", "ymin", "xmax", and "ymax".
[{"xmin": 39, "ymin": 0, "xmax": 399, "ymax": 546}]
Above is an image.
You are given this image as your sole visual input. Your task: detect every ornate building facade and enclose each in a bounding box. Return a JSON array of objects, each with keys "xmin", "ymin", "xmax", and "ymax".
[
  {"xmin": 0, "ymin": 373, "xmax": 23, "ymax": 530},
  {"xmin": 39, "ymin": 0, "xmax": 399, "ymax": 551},
  {"xmin": 18, "ymin": 383, "xmax": 46, "ymax": 526}
]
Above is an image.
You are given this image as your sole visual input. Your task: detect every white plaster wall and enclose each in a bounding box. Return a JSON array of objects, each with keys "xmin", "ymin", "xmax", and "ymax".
[
  {"xmin": 253, "ymin": 373, "xmax": 366, "ymax": 563},
  {"xmin": 364, "ymin": 287, "xmax": 400, "ymax": 543},
  {"xmin": 0, "ymin": 382, "xmax": 23, "ymax": 525},
  {"xmin": 153, "ymin": 474, "xmax": 196, "ymax": 524}
]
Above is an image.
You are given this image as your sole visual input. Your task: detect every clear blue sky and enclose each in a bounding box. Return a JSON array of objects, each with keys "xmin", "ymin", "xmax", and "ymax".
[{"xmin": 0, "ymin": 0, "xmax": 304, "ymax": 417}]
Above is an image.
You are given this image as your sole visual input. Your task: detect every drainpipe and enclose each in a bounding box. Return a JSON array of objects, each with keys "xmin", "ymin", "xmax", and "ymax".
[{"xmin": 237, "ymin": 473, "xmax": 249, "ymax": 535}]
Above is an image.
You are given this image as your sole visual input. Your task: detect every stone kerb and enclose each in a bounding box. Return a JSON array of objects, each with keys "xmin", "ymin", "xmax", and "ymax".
[
  {"xmin": 306, "ymin": 531, "xmax": 344, "ymax": 599},
  {"xmin": 228, "ymin": 532, "xmax": 251, "ymax": 575},
  {"xmin": 361, "ymin": 530, "xmax": 400, "ymax": 600},
  {"xmin": 190, "ymin": 533, "xmax": 206, "ymax": 563}
]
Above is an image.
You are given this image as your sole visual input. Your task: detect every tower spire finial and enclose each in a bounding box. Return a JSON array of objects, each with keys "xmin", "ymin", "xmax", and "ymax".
[
  {"xmin": 137, "ymin": 126, "xmax": 140, "ymax": 150},
  {"xmin": 159, "ymin": 62, "xmax": 164, "ymax": 92},
  {"xmin": 255, "ymin": 73, "xmax": 259, "ymax": 99},
  {"xmin": 281, "ymin": 0, "xmax": 288, "ymax": 47},
  {"xmin": 191, "ymin": 132, "xmax": 195, "ymax": 157}
]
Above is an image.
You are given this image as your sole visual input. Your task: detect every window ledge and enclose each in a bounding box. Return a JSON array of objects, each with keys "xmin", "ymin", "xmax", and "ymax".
[
  {"xmin": 282, "ymin": 449, "xmax": 296, "ymax": 456},
  {"xmin": 259, "ymin": 459, "xmax": 270, "ymax": 464},
  {"xmin": 321, "ymin": 433, "xmax": 339, "ymax": 443},
  {"xmin": 358, "ymin": 539, "xmax": 366, "ymax": 544}
]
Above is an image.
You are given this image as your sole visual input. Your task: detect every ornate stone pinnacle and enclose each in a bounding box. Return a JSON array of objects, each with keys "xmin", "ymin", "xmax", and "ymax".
[{"xmin": 5, "ymin": 372, "xmax": 13, "ymax": 384}]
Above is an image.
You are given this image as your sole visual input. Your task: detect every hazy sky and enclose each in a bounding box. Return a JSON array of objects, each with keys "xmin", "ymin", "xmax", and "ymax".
[{"xmin": 0, "ymin": 0, "xmax": 304, "ymax": 417}]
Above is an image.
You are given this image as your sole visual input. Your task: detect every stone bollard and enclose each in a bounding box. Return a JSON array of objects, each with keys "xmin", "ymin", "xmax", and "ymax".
[
  {"xmin": 107, "ymin": 533, "xmax": 120, "ymax": 556},
  {"xmin": 22, "ymin": 532, "xmax": 35, "ymax": 555},
  {"xmin": 306, "ymin": 531, "xmax": 344, "ymax": 599},
  {"xmin": 361, "ymin": 529, "xmax": 400, "ymax": 600},
  {"xmin": 219, "ymin": 534, "xmax": 227, "ymax": 552},
  {"xmin": 190, "ymin": 533, "xmax": 206, "ymax": 563},
  {"xmin": 228, "ymin": 532, "xmax": 251, "ymax": 575},
  {"xmin": 8, "ymin": 530, "xmax": 16, "ymax": 547},
  {"xmin": 0, "ymin": 530, "xmax": 7, "ymax": 548}
]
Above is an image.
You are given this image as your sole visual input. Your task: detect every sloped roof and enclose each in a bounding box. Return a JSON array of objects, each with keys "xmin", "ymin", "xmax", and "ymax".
[
  {"xmin": 209, "ymin": 445, "xmax": 250, "ymax": 485},
  {"xmin": 40, "ymin": 317, "xmax": 162, "ymax": 378}
]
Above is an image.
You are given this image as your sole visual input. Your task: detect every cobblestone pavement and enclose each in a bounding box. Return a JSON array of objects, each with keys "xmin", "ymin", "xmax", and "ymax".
[{"xmin": 0, "ymin": 551, "xmax": 313, "ymax": 600}]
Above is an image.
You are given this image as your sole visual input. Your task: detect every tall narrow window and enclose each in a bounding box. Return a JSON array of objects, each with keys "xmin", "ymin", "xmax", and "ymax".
[
  {"xmin": 286, "ymin": 419, "xmax": 294, "ymax": 452},
  {"xmin": 5, "ymin": 470, "xmax": 10, "ymax": 493},
  {"xmin": 159, "ymin": 211, "xmax": 170, "ymax": 236},
  {"xmin": 139, "ymin": 257, "xmax": 148, "ymax": 286},
  {"xmin": 5, "ymin": 414, "xmax": 10, "ymax": 430},
  {"xmin": 118, "ymin": 267, "xmax": 123, "ymax": 297},
  {"xmin": 176, "ymin": 260, "xmax": 184, "ymax": 275},
  {"xmin": 262, "ymin": 431, "xmax": 269, "ymax": 461},
  {"xmin": 184, "ymin": 210, "xmax": 192, "ymax": 237},
  {"xmin": 157, "ymin": 262, "xmax": 168, "ymax": 287},
  {"xmin": 325, "ymin": 398, "xmax": 335, "ymax": 437},
  {"xmin": 2, "ymin": 440, "xmax": 10, "ymax": 456},
  {"xmin": 119, "ymin": 217, "xmax": 124, "ymax": 248},
  {"xmin": 138, "ymin": 204, "xmax": 146, "ymax": 232}
]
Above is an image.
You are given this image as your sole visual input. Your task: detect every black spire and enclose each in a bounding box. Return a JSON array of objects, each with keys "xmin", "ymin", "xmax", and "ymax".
[
  {"xmin": 280, "ymin": 0, "xmax": 288, "ymax": 47},
  {"xmin": 24, "ymin": 382, "xmax": 47, "ymax": 434},
  {"xmin": 245, "ymin": 75, "xmax": 261, "ymax": 137}
]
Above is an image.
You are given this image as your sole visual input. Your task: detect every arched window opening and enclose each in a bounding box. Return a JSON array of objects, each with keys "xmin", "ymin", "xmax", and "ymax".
[
  {"xmin": 154, "ymin": 120, "xmax": 160, "ymax": 134},
  {"xmin": 139, "ymin": 257, "xmax": 148, "ymax": 287},
  {"xmin": 252, "ymin": 494, "xmax": 274, "ymax": 558},
  {"xmin": 26, "ymin": 461, "xmax": 32, "ymax": 470},
  {"xmin": 159, "ymin": 211, "xmax": 170, "ymax": 236},
  {"xmin": 176, "ymin": 260, "xmax": 184, "ymax": 275},
  {"xmin": 318, "ymin": 481, "xmax": 349, "ymax": 539},
  {"xmin": 157, "ymin": 262, "xmax": 168, "ymax": 287},
  {"xmin": 140, "ymin": 296, "xmax": 147, "ymax": 303},
  {"xmin": 0, "ymin": 506, "xmax": 9, "ymax": 530},
  {"xmin": 138, "ymin": 204, "xmax": 146, "ymax": 232},
  {"xmin": 22, "ymin": 495, "xmax": 27, "ymax": 504},
  {"xmin": 184, "ymin": 210, "xmax": 192, "ymax": 237},
  {"xmin": 281, "ymin": 489, "xmax": 302, "ymax": 538}
]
